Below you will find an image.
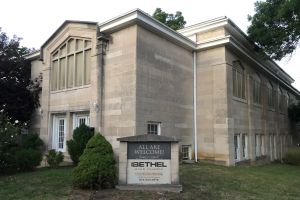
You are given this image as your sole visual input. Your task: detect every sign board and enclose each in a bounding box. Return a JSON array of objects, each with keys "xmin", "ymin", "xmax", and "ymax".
[{"xmin": 127, "ymin": 142, "xmax": 171, "ymax": 184}]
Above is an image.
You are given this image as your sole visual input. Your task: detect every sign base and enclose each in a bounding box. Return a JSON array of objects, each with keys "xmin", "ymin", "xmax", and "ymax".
[{"xmin": 116, "ymin": 184, "xmax": 183, "ymax": 193}]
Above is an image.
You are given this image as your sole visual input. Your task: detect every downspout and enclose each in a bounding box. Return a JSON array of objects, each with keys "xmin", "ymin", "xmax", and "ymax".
[{"xmin": 193, "ymin": 51, "xmax": 198, "ymax": 162}]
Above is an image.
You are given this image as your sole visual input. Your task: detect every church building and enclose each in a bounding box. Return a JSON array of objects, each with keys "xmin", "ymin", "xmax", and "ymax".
[{"xmin": 26, "ymin": 9, "xmax": 300, "ymax": 166}]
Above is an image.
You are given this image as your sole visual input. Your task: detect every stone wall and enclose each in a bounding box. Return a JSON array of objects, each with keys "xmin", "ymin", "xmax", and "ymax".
[{"xmin": 135, "ymin": 26, "xmax": 194, "ymax": 147}]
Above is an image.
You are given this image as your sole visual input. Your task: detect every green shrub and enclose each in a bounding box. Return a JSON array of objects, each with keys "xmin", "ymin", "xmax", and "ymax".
[
  {"xmin": 67, "ymin": 124, "xmax": 94, "ymax": 165},
  {"xmin": 21, "ymin": 133, "xmax": 44, "ymax": 150},
  {"xmin": 72, "ymin": 133, "xmax": 116, "ymax": 189},
  {"xmin": 283, "ymin": 148, "xmax": 300, "ymax": 165},
  {"xmin": 0, "ymin": 112, "xmax": 44, "ymax": 174},
  {"xmin": 46, "ymin": 149, "xmax": 64, "ymax": 168},
  {"xmin": 15, "ymin": 149, "xmax": 42, "ymax": 171}
]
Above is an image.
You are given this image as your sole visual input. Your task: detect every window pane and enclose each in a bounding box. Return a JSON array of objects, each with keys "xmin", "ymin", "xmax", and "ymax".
[
  {"xmin": 52, "ymin": 51, "xmax": 58, "ymax": 59},
  {"xmin": 85, "ymin": 40, "xmax": 91, "ymax": 48},
  {"xmin": 51, "ymin": 60, "xmax": 58, "ymax": 91},
  {"xmin": 67, "ymin": 55, "xmax": 74, "ymax": 88},
  {"xmin": 75, "ymin": 52, "xmax": 83, "ymax": 86},
  {"xmin": 232, "ymin": 70, "xmax": 236, "ymax": 97},
  {"xmin": 60, "ymin": 45, "xmax": 67, "ymax": 56},
  {"xmin": 76, "ymin": 39, "xmax": 84, "ymax": 51},
  {"xmin": 68, "ymin": 39, "xmax": 75, "ymax": 53},
  {"xmin": 59, "ymin": 58, "xmax": 66, "ymax": 89},
  {"xmin": 85, "ymin": 49, "xmax": 91, "ymax": 84}
]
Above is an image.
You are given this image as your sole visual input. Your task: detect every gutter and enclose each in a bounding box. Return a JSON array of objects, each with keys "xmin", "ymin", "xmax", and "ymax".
[{"xmin": 193, "ymin": 51, "xmax": 198, "ymax": 162}]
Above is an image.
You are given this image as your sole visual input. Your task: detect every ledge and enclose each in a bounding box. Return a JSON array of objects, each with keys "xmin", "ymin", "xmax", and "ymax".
[
  {"xmin": 116, "ymin": 184, "xmax": 183, "ymax": 193},
  {"xmin": 117, "ymin": 134, "xmax": 178, "ymax": 142}
]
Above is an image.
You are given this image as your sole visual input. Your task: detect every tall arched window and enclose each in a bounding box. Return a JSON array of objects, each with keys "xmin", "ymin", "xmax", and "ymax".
[
  {"xmin": 51, "ymin": 38, "xmax": 91, "ymax": 91},
  {"xmin": 266, "ymin": 81, "xmax": 274, "ymax": 108},
  {"xmin": 232, "ymin": 61, "xmax": 246, "ymax": 99},
  {"xmin": 252, "ymin": 73, "xmax": 261, "ymax": 104}
]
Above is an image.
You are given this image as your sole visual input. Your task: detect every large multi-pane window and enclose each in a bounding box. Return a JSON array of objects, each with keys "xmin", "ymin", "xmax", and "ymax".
[
  {"xmin": 267, "ymin": 81, "xmax": 275, "ymax": 108},
  {"xmin": 252, "ymin": 73, "xmax": 261, "ymax": 104},
  {"xmin": 278, "ymin": 88, "xmax": 286, "ymax": 112},
  {"xmin": 51, "ymin": 38, "xmax": 91, "ymax": 91},
  {"xmin": 232, "ymin": 61, "xmax": 246, "ymax": 99}
]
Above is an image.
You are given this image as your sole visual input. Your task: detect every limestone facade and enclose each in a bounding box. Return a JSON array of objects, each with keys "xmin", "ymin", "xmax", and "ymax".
[{"xmin": 26, "ymin": 10, "xmax": 299, "ymax": 166}]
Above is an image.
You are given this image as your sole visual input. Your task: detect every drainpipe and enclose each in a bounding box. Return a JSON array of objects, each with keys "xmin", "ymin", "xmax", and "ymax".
[{"xmin": 193, "ymin": 51, "xmax": 198, "ymax": 162}]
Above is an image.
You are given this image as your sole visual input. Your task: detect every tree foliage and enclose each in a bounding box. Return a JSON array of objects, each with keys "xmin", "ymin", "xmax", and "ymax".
[
  {"xmin": 0, "ymin": 28, "xmax": 42, "ymax": 125},
  {"xmin": 247, "ymin": 0, "xmax": 300, "ymax": 60},
  {"xmin": 152, "ymin": 8, "xmax": 186, "ymax": 31}
]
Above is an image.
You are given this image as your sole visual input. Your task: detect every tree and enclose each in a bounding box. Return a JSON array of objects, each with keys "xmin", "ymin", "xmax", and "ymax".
[
  {"xmin": 247, "ymin": 0, "xmax": 300, "ymax": 60},
  {"xmin": 0, "ymin": 28, "xmax": 41, "ymax": 125},
  {"xmin": 152, "ymin": 8, "xmax": 186, "ymax": 31}
]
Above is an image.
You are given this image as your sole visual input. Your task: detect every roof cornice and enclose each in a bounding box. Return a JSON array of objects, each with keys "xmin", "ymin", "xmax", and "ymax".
[
  {"xmin": 99, "ymin": 9, "xmax": 196, "ymax": 50},
  {"xmin": 24, "ymin": 50, "xmax": 41, "ymax": 60}
]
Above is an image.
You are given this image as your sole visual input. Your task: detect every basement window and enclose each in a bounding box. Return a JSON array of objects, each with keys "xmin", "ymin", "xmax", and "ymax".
[{"xmin": 182, "ymin": 145, "xmax": 191, "ymax": 160}]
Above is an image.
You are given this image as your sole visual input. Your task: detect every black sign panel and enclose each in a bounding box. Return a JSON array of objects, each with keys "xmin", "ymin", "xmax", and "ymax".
[{"xmin": 127, "ymin": 142, "xmax": 171, "ymax": 159}]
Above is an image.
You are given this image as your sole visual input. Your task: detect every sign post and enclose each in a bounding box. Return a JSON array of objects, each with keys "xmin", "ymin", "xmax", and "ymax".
[{"xmin": 116, "ymin": 134, "xmax": 182, "ymax": 192}]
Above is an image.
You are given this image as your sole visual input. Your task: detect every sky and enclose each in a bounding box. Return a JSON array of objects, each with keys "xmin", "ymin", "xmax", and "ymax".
[{"xmin": 1, "ymin": 0, "xmax": 299, "ymax": 90}]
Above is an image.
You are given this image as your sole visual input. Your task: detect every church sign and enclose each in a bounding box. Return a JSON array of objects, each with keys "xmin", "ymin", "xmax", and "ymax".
[
  {"xmin": 127, "ymin": 142, "xmax": 171, "ymax": 184},
  {"xmin": 116, "ymin": 134, "xmax": 182, "ymax": 192}
]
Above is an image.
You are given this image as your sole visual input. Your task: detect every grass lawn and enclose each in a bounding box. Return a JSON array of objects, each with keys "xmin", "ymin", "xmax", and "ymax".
[
  {"xmin": 0, "ymin": 163, "xmax": 299, "ymax": 200},
  {"xmin": 0, "ymin": 167, "xmax": 72, "ymax": 200}
]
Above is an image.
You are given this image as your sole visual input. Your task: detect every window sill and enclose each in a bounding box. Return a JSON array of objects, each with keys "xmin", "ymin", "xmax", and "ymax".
[
  {"xmin": 233, "ymin": 96, "xmax": 247, "ymax": 104},
  {"xmin": 253, "ymin": 103, "xmax": 263, "ymax": 109},
  {"xmin": 235, "ymin": 159, "xmax": 251, "ymax": 165},
  {"xmin": 255, "ymin": 155, "xmax": 267, "ymax": 160},
  {"xmin": 50, "ymin": 84, "xmax": 91, "ymax": 94}
]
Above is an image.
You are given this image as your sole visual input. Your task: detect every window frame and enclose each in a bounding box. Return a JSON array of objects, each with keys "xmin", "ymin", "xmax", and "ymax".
[
  {"xmin": 252, "ymin": 73, "xmax": 262, "ymax": 104},
  {"xmin": 232, "ymin": 61, "xmax": 246, "ymax": 99},
  {"xmin": 147, "ymin": 121, "xmax": 161, "ymax": 135},
  {"xmin": 73, "ymin": 113, "xmax": 90, "ymax": 130},
  {"xmin": 181, "ymin": 145, "xmax": 191, "ymax": 160},
  {"xmin": 50, "ymin": 37, "xmax": 92, "ymax": 91},
  {"xmin": 234, "ymin": 134, "xmax": 240, "ymax": 162}
]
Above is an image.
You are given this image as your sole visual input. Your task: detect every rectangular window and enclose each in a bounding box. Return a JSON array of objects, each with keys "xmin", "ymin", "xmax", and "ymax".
[
  {"xmin": 242, "ymin": 134, "xmax": 248, "ymax": 159},
  {"xmin": 268, "ymin": 88, "xmax": 275, "ymax": 108},
  {"xmin": 269, "ymin": 134, "xmax": 273, "ymax": 161},
  {"xmin": 234, "ymin": 134, "xmax": 240, "ymax": 161},
  {"xmin": 274, "ymin": 135, "xmax": 277, "ymax": 160},
  {"xmin": 85, "ymin": 49, "xmax": 91, "ymax": 84},
  {"xmin": 255, "ymin": 134, "xmax": 261, "ymax": 157},
  {"xmin": 67, "ymin": 55, "xmax": 74, "ymax": 88},
  {"xmin": 59, "ymin": 58, "xmax": 66, "ymax": 90},
  {"xmin": 73, "ymin": 114, "xmax": 90, "ymax": 130},
  {"xmin": 147, "ymin": 122, "xmax": 161, "ymax": 135},
  {"xmin": 51, "ymin": 60, "xmax": 58, "ymax": 91},
  {"xmin": 260, "ymin": 135, "xmax": 265, "ymax": 155},
  {"xmin": 232, "ymin": 68, "xmax": 245, "ymax": 99},
  {"xmin": 182, "ymin": 145, "xmax": 191, "ymax": 160},
  {"xmin": 253, "ymin": 81, "xmax": 261, "ymax": 104},
  {"xmin": 75, "ymin": 52, "xmax": 83, "ymax": 86}
]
